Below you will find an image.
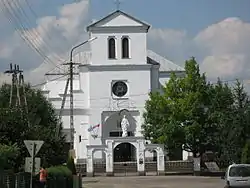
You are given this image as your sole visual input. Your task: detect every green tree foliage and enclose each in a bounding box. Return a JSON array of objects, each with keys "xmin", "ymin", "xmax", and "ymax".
[
  {"xmin": 228, "ymin": 80, "xmax": 250, "ymax": 162},
  {"xmin": 241, "ymin": 140, "xmax": 250, "ymax": 164},
  {"xmin": 0, "ymin": 143, "xmax": 20, "ymax": 170},
  {"xmin": 0, "ymin": 84, "xmax": 68, "ymax": 171},
  {"xmin": 207, "ymin": 79, "xmax": 235, "ymax": 163},
  {"xmin": 143, "ymin": 57, "xmax": 250, "ymax": 161},
  {"xmin": 144, "ymin": 57, "xmax": 211, "ymax": 157}
]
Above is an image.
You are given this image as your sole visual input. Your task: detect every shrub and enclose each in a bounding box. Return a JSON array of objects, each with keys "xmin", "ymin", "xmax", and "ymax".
[
  {"xmin": 66, "ymin": 156, "xmax": 77, "ymax": 175},
  {"xmin": 241, "ymin": 140, "xmax": 250, "ymax": 164},
  {"xmin": 46, "ymin": 165, "xmax": 72, "ymax": 178},
  {"xmin": 46, "ymin": 165, "xmax": 73, "ymax": 188}
]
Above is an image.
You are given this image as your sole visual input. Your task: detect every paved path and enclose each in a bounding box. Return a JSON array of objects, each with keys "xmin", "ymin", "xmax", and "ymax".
[{"xmin": 83, "ymin": 176, "xmax": 225, "ymax": 188}]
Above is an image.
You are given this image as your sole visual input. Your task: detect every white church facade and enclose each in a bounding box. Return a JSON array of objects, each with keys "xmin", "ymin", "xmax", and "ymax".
[{"xmin": 42, "ymin": 10, "xmax": 190, "ymax": 165}]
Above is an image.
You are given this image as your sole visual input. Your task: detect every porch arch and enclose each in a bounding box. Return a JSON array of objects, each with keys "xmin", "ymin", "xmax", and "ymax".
[
  {"xmin": 86, "ymin": 145, "xmax": 110, "ymax": 177},
  {"xmin": 145, "ymin": 144, "xmax": 165, "ymax": 175},
  {"xmin": 114, "ymin": 142, "xmax": 137, "ymax": 162}
]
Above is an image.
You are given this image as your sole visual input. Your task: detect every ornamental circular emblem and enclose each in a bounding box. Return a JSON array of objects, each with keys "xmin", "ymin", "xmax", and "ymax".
[{"xmin": 112, "ymin": 81, "xmax": 128, "ymax": 97}]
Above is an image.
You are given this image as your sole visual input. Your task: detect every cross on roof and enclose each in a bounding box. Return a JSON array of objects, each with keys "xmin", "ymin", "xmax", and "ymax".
[{"xmin": 114, "ymin": 0, "xmax": 122, "ymax": 10}]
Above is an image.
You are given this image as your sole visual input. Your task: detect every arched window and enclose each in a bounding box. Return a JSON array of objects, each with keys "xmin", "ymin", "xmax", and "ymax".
[
  {"xmin": 108, "ymin": 38, "xmax": 116, "ymax": 59},
  {"xmin": 122, "ymin": 37, "xmax": 129, "ymax": 58}
]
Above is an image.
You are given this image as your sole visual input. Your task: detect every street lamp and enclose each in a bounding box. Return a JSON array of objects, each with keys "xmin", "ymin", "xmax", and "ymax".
[{"xmin": 68, "ymin": 37, "xmax": 97, "ymax": 150}]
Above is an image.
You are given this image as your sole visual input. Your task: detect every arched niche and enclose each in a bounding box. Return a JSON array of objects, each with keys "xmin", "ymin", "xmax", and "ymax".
[{"xmin": 101, "ymin": 110, "xmax": 138, "ymax": 140}]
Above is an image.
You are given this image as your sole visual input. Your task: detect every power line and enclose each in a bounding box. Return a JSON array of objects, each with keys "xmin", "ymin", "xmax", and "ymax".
[
  {"xmin": 0, "ymin": 1, "xmax": 56, "ymax": 66},
  {"xmin": 8, "ymin": 0, "xmax": 66, "ymax": 63},
  {"xmin": 23, "ymin": 0, "xmax": 71, "ymax": 54},
  {"xmin": 0, "ymin": 0, "xmax": 64, "ymax": 70},
  {"xmin": 30, "ymin": 75, "xmax": 68, "ymax": 88}
]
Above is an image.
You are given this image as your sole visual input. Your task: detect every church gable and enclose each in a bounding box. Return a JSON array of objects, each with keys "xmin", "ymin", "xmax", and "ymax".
[{"xmin": 87, "ymin": 10, "xmax": 150, "ymax": 31}]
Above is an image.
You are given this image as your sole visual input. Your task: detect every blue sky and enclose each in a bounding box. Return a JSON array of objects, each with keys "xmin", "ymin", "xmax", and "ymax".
[
  {"xmin": 33, "ymin": 0, "xmax": 250, "ymax": 36},
  {"xmin": 91, "ymin": 0, "xmax": 250, "ymax": 36},
  {"xmin": 0, "ymin": 0, "xmax": 250, "ymax": 84}
]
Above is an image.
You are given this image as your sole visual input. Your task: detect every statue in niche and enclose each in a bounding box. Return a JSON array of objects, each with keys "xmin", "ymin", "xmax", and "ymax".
[{"xmin": 121, "ymin": 115, "xmax": 130, "ymax": 137}]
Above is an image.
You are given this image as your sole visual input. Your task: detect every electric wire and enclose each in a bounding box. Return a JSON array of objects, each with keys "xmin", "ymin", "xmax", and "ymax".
[
  {"xmin": 0, "ymin": 0, "xmax": 64, "ymax": 70},
  {"xmin": 30, "ymin": 74, "xmax": 68, "ymax": 88},
  {"xmin": 0, "ymin": 1, "xmax": 57, "ymax": 67},
  {"xmin": 23, "ymin": 0, "xmax": 71, "ymax": 53},
  {"xmin": 8, "ymin": 0, "xmax": 66, "ymax": 64}
]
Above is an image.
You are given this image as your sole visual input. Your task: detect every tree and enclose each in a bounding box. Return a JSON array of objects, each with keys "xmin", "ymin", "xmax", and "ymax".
[
  {"xmin": 207, "ymin": 79, "xmax": 235, "ymax": 164},
  {"xmin": 0, "ymin": 84, "xmax": 68, "ymax": 171},
  {"xmin": 0, "ymin": 143, "xmax": 20, "ymax": 170},
  {"xmin": 241, "ymin": 140, "xmax": 250, "ymax": 164},
  {"xmin": 143, "ymin": 75, "xmax": 185, "ymax": 159},
  {"xmin": 228, "ymin": 80, "xmax": 250, "ymax": 163},
  {"xmin": 143, "ymin": 57, "xmax": 217, "ymax": 158}
]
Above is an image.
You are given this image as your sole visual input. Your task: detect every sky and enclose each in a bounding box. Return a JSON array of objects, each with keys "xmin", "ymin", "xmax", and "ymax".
[{"xmin": 0, "ymin": 0, "xmax": 250, "ymax": 86}]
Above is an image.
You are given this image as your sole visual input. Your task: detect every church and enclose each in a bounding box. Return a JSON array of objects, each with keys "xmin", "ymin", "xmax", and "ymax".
[{"xmin": 42, "ymin": 10, "xmax": 186, "ymax": 165}]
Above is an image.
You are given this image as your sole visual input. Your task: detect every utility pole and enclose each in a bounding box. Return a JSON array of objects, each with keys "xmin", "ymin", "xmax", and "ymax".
[
  {"xmin": 4, "ymin": 63, "xmax": 29, "ymax": 125},
  {"xmin": 4, "ymin": 63, "xmax": 22, "ymax": 107},
  {"xmin": 63, "ymin": 54, "xmax": 78, "ymax": 151},
  {"xmin": 59, "ymin": 37, "xmax": 97, "ymax": 153}
]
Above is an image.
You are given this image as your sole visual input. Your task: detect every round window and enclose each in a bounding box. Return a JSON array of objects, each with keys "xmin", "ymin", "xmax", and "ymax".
[{"xmin": 112, "ymin": 81, "xmax": 128, "ymax": 97}]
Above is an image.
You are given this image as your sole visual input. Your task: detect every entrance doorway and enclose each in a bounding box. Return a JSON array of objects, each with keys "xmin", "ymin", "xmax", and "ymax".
[{"xmin": 113, "ymin": 142, "xmax": 136, "ymax": 162}]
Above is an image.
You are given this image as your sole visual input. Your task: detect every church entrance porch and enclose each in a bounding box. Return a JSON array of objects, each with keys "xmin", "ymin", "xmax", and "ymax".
[{"xmin": 86, "ymin": 137, "xmax": 165, "ymax": 177}]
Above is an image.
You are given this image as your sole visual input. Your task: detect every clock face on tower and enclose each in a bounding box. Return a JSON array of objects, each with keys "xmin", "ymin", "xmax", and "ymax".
[{"xmin": 112, "ymin": 81, "xmax": 128, "ymax": 97}]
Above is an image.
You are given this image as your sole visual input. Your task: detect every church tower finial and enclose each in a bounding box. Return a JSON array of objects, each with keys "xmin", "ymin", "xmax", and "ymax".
[{"xmin": 114, "ymin": 0, "xmax": 122, "ymax": 10}]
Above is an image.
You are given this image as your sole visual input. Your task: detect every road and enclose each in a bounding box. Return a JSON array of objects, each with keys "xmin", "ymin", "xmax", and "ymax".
[{"xmin": 83, "ymin": 176, "xmax": 225, "ymax": 188}]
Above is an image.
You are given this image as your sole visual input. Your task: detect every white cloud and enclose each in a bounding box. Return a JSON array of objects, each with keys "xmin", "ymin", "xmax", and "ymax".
[
  {"xmin": 194, "ymin": 17, "xmax": 250, "ymax": 80},
  {"xmin": 201, "ymin": 54, "xmax": 246, "ymax": 79},
  {"xmin": 147, "ymin": 17, "xmax": 250, "ymax": 81},
  {"xmin": 195, "ymin": 18, "xmax": 250, "ymax": 55},
  {"xmin": 0, "ymin": 0, "xmax": 90, "ymax": 84},
  {"xmin": 147, "ymin": 28, "xmax": 191, "ymax": 64}
]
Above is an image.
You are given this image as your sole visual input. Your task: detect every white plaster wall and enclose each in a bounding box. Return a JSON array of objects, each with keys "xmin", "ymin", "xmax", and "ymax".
[
  {"xmin": 42, "ymin": 76, "xmax": 90, "ymax": 159},
  {"xmin": 85, "ymin": 69, "xmax": 151, "ymax": 158},
  {"xmin": 77, "ymin": 116, "xmax": 90, "ymax": 159},
  {"xmin": 78, "ymin": 72, "xmax": 90, "ymax": 108},
  {"xmin": 43, "ymin": 77, "xmax": 88, "ymax": 109},
  {"xmin": 89, "ymin": 32, "xmax": 147, "ymax": 65}
]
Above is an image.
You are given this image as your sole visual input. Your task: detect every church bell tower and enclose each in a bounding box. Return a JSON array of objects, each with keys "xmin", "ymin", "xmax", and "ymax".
[{"xmin": 86, "ymin": 10, "xmax": 151, "ymax": 66}]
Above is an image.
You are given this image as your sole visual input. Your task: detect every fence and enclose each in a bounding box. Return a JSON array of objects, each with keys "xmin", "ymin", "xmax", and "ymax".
[
  {"xmin": 0, "ymin": 171, "xmax": 82, "ymax": 188},
  {"xmin": 165, "ymin": 161, "xmax": 193, "ymax": 174},
  {"xmin": 76, "ymin": 160, "xmax": 194, "ymax": 176}
]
